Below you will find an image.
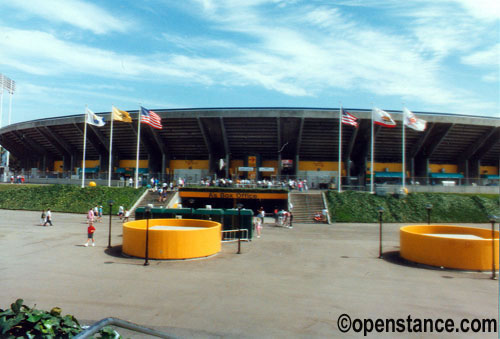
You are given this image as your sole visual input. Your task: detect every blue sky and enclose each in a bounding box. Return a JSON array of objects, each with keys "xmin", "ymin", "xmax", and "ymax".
[{"xmin": 0, "ymin": 0, "xmax": 498, "ymax": 124}]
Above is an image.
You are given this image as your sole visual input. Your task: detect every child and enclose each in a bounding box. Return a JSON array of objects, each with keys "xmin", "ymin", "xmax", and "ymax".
[
  {"xmin": 85, "ymin": 222, "xmax": 96, "ymax": 247},
  {"xmin": 254, "ymin": 217, "xmax": 262, "ymax": 238},
  {"xmin": 40, "ymin": 210, "xmax": 46, "ymax": 226},
  {"xmin": 87, "ymin": 208, "xmax": 94, "ymax": 224}
]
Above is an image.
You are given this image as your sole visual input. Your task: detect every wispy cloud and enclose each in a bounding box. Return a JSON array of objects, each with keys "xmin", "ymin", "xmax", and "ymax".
[
  {"xmin": 0, "ymin": 27, "xmax": 193, "ymax": 80},
  {"xmin": 1, "ymin": 0, "xmax": 498, "ymax": 119},
  {"xmin": 461, "ymin": 44, "xmax": 500, "ymax": 66},
  {"xmin": 451, "ymin": 0, "xmax": 500, "ymax": 21},
  {"xmin": 4, "ymin": 0, "xmax": 129, "ymax": 34},
  {"xmin": 178, "ymin": 0, "xmax": 498, "ymax": 113}
]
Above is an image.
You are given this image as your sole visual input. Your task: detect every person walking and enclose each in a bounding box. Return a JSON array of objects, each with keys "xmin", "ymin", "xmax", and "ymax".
[
  {"xmin": 257, "ymin": 207, "xmax": 265, "ymax": 225},
  {"xmin": 84, "ymin": 222, "xmax": 96, "ymax": 247},
  {"xmin": 288, "ymin": 211, "xmax": 294, "ymax": 229},
  {"xmin": 40, "ymin": 210, "xmax": 46, "ymax": 226},
  {"xmin": 43, "ymin": 209, "xmax": 53, "ymax": 226},
  {"xmin": 118, "ymin": 205, "xmax": 124, "ymax": 220},
  {"xmin": 123, "ymin": 209, "xmax": 130, "ymax": 223},
  {"xmin": 93, "ymin": 205, "xmax": 100, "ymax": 223},
  {"xmin": 87, "ymin": 208, "xmax": 94, "ymax": 224}
]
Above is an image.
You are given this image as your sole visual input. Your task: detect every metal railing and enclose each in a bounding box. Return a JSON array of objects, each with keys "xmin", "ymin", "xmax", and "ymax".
[
  {"xmin": 74, "ymin": 317, "xmax": 177, "ymax": 339},
  {"xmin": 221, "ymin": 229, "xmax": 249, "ymax": 242}
]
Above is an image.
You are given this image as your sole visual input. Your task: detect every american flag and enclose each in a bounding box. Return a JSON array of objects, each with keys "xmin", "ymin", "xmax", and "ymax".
[
  {"xmin": 341, "ymin": 109, "xmax": 358, "ymax": 127},
  {"xmin": 140, "ymin": 106, "xmax": 163, "ymax": 129}
]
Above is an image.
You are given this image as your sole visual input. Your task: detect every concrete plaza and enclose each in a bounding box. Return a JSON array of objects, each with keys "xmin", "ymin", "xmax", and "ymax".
[{"xmin": 0, "ymin": 209, "xmax": 497, "ymax": 338}]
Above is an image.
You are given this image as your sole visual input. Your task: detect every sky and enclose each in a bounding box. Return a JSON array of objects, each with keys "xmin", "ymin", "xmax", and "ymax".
[{"xmin": 0, "ymin": 0, "xmax": 498, "ymax": 125}]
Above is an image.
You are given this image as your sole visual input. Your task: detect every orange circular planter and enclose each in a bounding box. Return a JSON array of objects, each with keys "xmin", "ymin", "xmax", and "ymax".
[
  {"xmin": 400, "ymin": 225, "xmax": 499, "ymax": 270},
  {"xmin": 123, "ymin": 219, "xmax": 221, "ymax": 259}
]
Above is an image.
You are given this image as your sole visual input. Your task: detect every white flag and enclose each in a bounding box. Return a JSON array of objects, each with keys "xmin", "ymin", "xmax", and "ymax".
[
  {"xmin": 403, "ymin": 108, "xmax": 426, "ymax": 132},
  {"xmin": 372, "ymin": 108, "xmax": 396, "ymax": 127},
  {"xmin": 86, "ymin": 108, "xmax": 105, "ymax": 127}
]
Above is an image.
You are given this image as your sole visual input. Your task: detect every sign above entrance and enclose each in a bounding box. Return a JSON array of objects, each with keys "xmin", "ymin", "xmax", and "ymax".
[
  {"xmin": 258, "ymin": 167, "xmax": 274, "ymax": 172},
  {"xmin": 238, "ymin": 167, "xmax": 254, "ymax": 171},
  {"xmin": 180, "ymin": 191, "xmax": 288, "ymax": 200}
]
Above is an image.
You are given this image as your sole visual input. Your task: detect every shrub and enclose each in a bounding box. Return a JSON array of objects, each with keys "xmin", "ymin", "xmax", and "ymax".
[
  {"xmin": 326, "ymin": 191, "xmax": 499, "ymax": 223},
  {"xmin": 0, "ymin": 299, "xmax": 119, "ymax": 338},
  {"xmin": 0, "ymin": 185, "xmax": 146, "ymax": 214}
]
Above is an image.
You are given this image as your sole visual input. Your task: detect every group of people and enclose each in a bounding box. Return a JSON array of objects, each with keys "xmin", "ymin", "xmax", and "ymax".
[
  {"xmin": 86, "ymin": 205, "xmax": 103, "ymax": 224},
  {"xmin": 313, "ymin": 208, "xmax": 329, "ymax": 223},
  {"xmin": 10, "ymin": 175, "xmax": 25, "ymax": 184},
  {"xmin": 252, "ymin": 206, "xmax": 294, "ymax": 239},
  {"xmin": 84, "ymin": 204, "xmax": 130, "ymax": 247},
  {"xmin": 118, "ymin": 205, "xmax": 130, "ymax": 222},
  {"xmin": 196, "ymin": 177, "xmax": 311, "ymax": 191},
  {"xmin": 274, "ymin": 208, "xmax": 294, "ymax": 228}
]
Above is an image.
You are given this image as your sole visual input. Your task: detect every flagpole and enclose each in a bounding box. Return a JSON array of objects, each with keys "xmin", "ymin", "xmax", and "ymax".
[
  {"xmin": 108, "ymin": 107, "xmax": 114, "ymax": 187},
  {"xmin": 402, "ymin": 108, "xmax": 406, "ymax": 191},
  {"xmin": 135, "ymin": 107, "xmax": 141, "ymax": 189},
  {"xmin": 370, "ymin": 107, "xmax": 375, "ymax": 194},
  {"xmin": 338, "ymin": 106, "xmax": 342, "ymax": 193},
  {"xmin": 81, "ymin": 106, "xmax": 88, "ymax": 188}
]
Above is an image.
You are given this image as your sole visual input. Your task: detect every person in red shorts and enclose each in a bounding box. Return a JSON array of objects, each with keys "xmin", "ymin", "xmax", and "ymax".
[{"xmin": 84, "ymin": 222, "xmax": 96, "ymax": 247}]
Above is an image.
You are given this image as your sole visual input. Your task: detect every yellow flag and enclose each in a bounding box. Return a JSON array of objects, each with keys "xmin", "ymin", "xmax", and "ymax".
[{"xmin": 111, "ymin": 106, "xmax": 132, "ymax": 123}]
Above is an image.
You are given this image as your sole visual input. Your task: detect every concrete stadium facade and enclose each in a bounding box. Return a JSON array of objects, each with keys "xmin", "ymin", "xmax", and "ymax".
[{"xmin": 0, "ymin": 107, "xmax": 498, "ymax": 188}]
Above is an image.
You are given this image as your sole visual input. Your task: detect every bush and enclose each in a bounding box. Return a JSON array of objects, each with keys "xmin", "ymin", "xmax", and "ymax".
[
  {"xmin": 326, "ymin": 191, "xmax": 500, "ymax": 223},
  {"xmin": 0, "ymin": 185, "xmax": 146, "ymax": 214},
  {"xmin": 0, "ymin": 299, "xmax": 119, "ymax": 338}
]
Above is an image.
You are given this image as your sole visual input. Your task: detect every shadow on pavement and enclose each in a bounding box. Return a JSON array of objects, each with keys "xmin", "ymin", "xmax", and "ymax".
[{"xmin": 382, "ymin": 250, "xmax": 491, "ymax": 279}]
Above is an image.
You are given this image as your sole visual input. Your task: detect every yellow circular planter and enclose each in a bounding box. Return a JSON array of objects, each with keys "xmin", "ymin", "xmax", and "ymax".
[
  {"xmin": 123, "ymin": 219, "xmax": 221, "ymax": 260},
  {"xmin": 400, "ymin": 225, "xmax": 499, "ymax": 270}
]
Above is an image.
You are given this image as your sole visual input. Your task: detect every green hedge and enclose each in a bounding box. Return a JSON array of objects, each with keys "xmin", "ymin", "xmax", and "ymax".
[
  {"xmin": 0, "ymin": 184, "xmax": 146, "ymax": 214},
  {"xmin": 326, "ymin": 191, "xmax": 500, "ymax": 223}
]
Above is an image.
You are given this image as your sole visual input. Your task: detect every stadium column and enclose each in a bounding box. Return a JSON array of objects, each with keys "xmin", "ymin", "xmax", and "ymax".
[
  {"xmin": 278, "ymin": 152, "xmax": 282, "ymax": 179},
  {"xmin": 161, "ymin": 154, "xmax": 166, "ymax": 182},
  {"xmin": 457, "ymin": 159, "xmax": 469, "ymax": 185},
  {"xmin": 424, "ymin": 158, "xmax": 430, "ymax": 185},
  {"xmin": 469, "ymin": 159, "xmax": 480, "ymax": 183},
  {"xmin": 295, "ymin": 154, "xmax": 299, "ymax": 177}
]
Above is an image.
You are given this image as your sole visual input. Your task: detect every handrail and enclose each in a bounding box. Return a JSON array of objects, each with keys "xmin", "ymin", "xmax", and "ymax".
[
  {"xmin": 221, "ymin": 229, "xmax": 249, "ymax": 242},
  {"xmin": 322, "ymin": 191, "xmax": 331, "ymax": 224},
  {"xmin": 74, "ymin": 317, "xmax": 177, "ymax": 339}
]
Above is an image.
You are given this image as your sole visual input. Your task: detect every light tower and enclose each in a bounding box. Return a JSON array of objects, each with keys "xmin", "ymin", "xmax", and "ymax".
[{"xmin": 0, "ymin": 74, "xmax": 16, "ymax": 180}]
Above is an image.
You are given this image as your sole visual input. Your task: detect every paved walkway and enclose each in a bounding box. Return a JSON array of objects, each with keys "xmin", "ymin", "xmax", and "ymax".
[{"xmin": 0, "ymin": 210, "xmax": 497, "ymax": 338}]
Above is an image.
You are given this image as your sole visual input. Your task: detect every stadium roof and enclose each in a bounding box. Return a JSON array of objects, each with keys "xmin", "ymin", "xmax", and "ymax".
[{"xmin": 0, "ymin": 108, "xmax": 498, "ymax": 171}]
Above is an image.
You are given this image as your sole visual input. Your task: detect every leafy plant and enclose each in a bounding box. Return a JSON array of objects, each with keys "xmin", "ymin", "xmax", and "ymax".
[{"xmin": 0, "ymin": 299, "xmax": 119, "ymax": 338}]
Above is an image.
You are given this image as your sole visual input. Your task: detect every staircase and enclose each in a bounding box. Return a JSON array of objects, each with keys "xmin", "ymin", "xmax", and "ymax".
[
  {"xmin": 132, "ymin": 190, "xmax": 175, "ymax": 217},
  {"xmin": 290, "ymin": 192, "xmax": 326, "ymax": 224}
]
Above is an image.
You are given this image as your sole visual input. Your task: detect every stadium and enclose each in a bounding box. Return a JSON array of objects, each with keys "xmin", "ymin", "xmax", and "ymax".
[{"xmin": 0, "ymin": 107, "xmax": 498, "ymax": 191}]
